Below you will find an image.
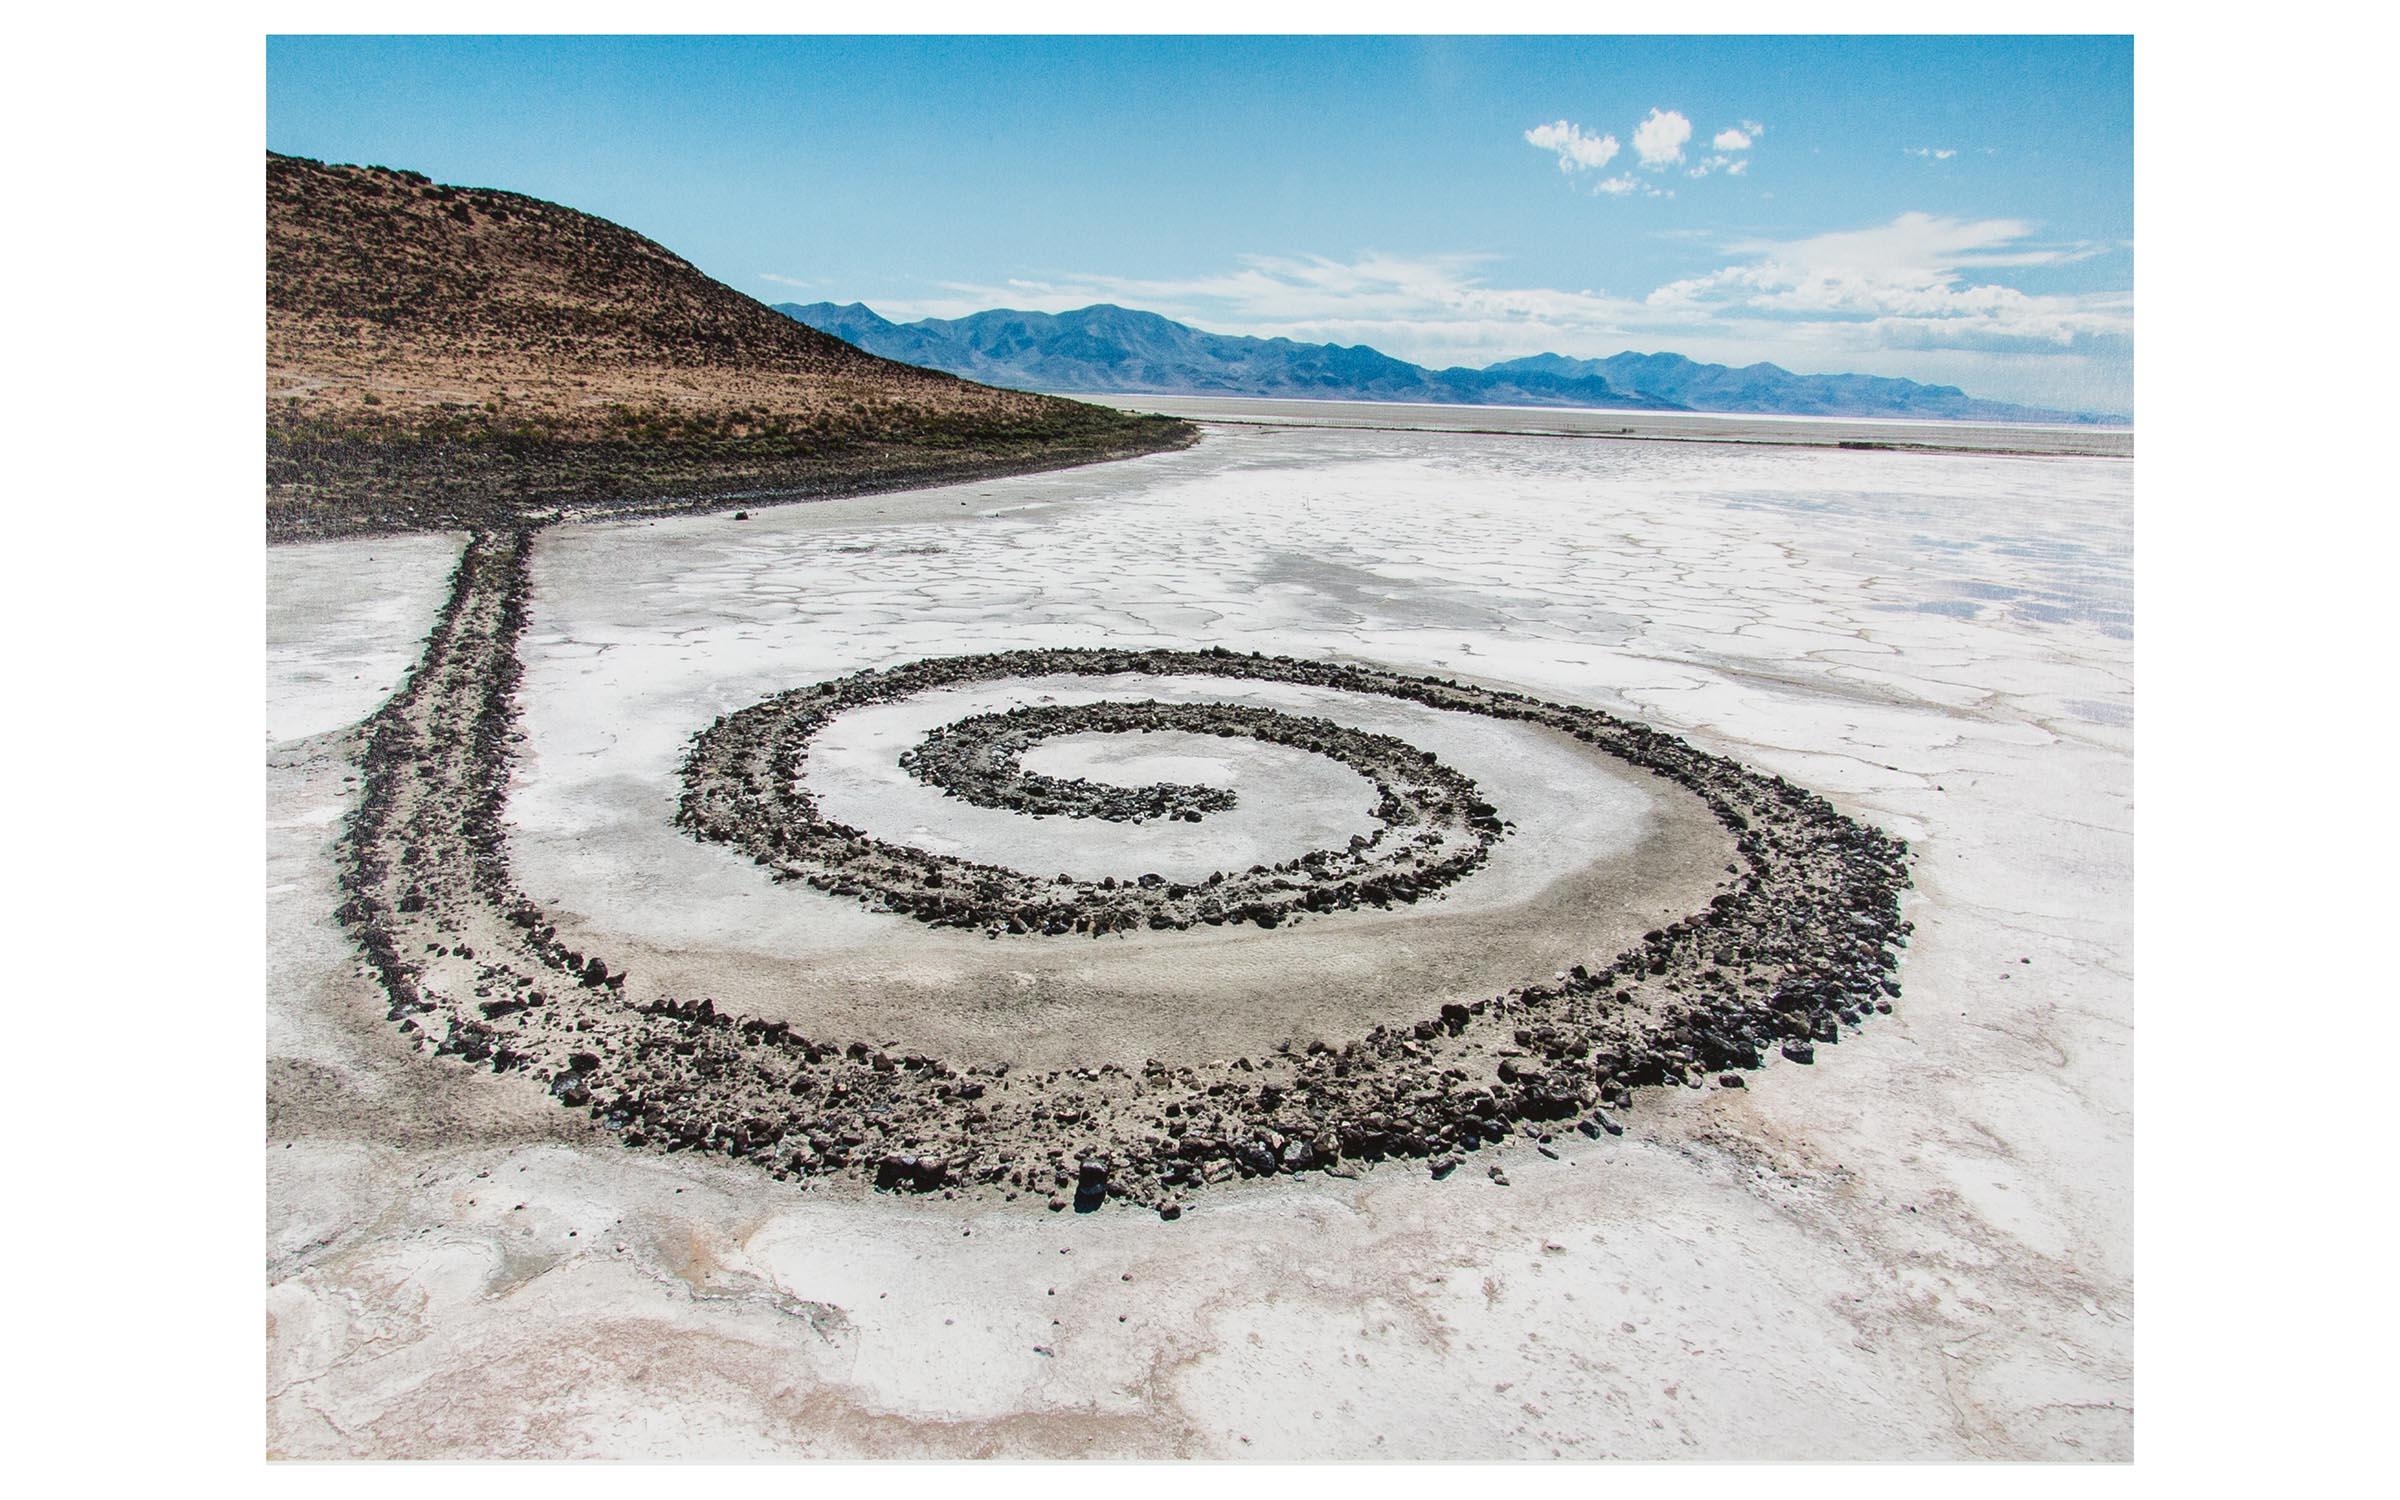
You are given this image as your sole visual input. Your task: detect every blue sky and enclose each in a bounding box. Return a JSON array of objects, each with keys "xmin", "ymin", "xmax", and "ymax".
[{"xmin": 267, "ymin": 35, "xmax": 2133, "ymax": 413}]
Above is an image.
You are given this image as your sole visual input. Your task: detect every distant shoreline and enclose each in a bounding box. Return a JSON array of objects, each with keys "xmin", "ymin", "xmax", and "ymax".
[
  {"xmin": 263, "ymin": 424, "xmax": 1198, "ymax": 545},
  {"xmin": 1075, "ymin": 392, "xmax": 2134, "ymax": 459}
]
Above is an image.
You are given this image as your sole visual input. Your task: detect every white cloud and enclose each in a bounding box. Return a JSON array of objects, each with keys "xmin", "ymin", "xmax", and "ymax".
[
  {"xmin": 759, "ymin": 272, "xmax": 813, "ymax": 289},
  {"xmin": 866, "ymin": 215, "xmax": 2130, "ymax": 409},
  {"xmin": 1523, "ymin": 120, "xmax": 1620, "ymax": 173},
  {"xmin": 1632, "ymin": 108, "xmax": 1693, "ymax": 169},
  {"xmin": 1534, "ymin": 111, "xmax": 1752, "ymax": 195},
  {"xmin": 1644, "ymin": 213, "xmax": 2125, "ymax": 348},
  {"xmin": 1691, "ymin": 120, "xmax": 1763, "ymax": 176},
  {"xmin": 1905, "ymin": 147, "xmax": 1959, "ymax": 160}
]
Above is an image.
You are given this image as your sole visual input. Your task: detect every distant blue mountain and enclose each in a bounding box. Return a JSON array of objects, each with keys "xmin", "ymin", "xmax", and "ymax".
[
  {"xmin": 1481, "ymin": 351, "xmax": 2116, "ymax": 424},
  {"xmin": 778, "ymin": 301, "xmax": 2122, "ymax": 425},
  {"xmin": 778, "ymin": 302, "xmax": 1684, "ymax": 413}
]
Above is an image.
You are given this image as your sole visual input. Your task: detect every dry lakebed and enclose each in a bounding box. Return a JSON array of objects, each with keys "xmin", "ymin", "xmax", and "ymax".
[{"xmin": 266, "ymin": 411, "xmax": 2132, "ymax": 1459}]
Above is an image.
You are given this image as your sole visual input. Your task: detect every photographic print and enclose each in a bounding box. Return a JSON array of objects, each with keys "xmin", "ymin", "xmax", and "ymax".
[{"xmin": 261, "ymin": 32, "xmax": 2134, "ymax": 1461}]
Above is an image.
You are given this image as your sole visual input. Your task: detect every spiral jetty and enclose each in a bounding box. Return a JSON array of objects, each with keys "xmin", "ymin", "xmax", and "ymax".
[{"xmin": 336, "ymin": 528, "xmax": 1913, "ymax": 1217}]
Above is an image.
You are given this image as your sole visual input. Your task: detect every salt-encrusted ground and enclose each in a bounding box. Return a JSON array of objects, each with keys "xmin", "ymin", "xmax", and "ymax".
[{"xmin": 265, "ymin": 420, "xmax": 2131, "ymax": 1459}]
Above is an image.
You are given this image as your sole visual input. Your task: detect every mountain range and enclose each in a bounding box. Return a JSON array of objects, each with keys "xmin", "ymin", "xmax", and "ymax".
[{"xmin": 779, "ymin": 301, "xmax": 2122, "ymax": 426}]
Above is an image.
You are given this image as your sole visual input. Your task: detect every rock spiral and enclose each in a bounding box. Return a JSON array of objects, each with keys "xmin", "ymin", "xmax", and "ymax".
[
  {"xmin": 337, "ymin": 532, "xmax": 1914, "ymax": 1217},
  {"xmin": 678, "ymin": 672, "xmax": 1509, "ymax": 935}
]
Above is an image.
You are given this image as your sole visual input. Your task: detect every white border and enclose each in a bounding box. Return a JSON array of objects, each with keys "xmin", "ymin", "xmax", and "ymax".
[{"xmin": 12, "ymin": 4, "xmax": 2388, "ymax": 1488}]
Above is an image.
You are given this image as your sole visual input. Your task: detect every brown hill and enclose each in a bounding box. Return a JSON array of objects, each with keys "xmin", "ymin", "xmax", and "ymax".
[{"xmin": 266, "ymin": 153, "xmax": 1191, "ymax": 537}]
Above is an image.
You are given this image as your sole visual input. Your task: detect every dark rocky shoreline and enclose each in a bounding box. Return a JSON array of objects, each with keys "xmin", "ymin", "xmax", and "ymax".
[
  {"xmin": 335, "ymin": 526, "xmax": 1913, "ymax": 1217},
  {"xmin": 266, "ymin": 424, "xmax": 1196, "ymax": 543}
]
